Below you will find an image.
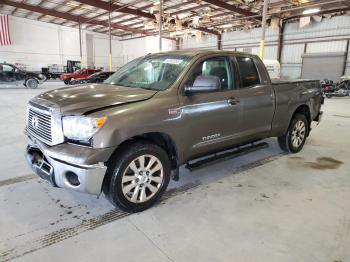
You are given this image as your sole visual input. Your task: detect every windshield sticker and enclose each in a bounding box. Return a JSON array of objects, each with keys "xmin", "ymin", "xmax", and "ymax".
[{"xmin": 163, "ymin": 59, "xmax": 183, "ymax": 65}]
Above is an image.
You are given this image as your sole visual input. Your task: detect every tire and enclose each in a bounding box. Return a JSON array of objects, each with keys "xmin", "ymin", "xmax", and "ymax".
[
  {"xmin": 26, "ymin": 78, "xmax": 38, "ymax": 89},
  {"xmin": 41, "ymin": 74, "xmax": 47, "ymax": 82},
  {"xmin": 278, "ymin": 113, "xmax": 309, "ymax": 153},
  {"xmin": 103, "ymin": 141, "xmax": 171, "ymax": 212},
  {"xmin": 64, "ymin": 78, "xmax": 71, "ymax": 85}
]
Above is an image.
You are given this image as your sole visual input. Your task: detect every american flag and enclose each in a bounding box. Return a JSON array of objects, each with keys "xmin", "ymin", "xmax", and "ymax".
[{"xmin": 0, "ymin": 15, "xmax": 12, "ymax": 46}]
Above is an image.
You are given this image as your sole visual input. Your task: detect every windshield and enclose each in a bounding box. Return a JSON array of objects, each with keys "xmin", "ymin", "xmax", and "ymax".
[{"xmin": 105, "ymin": 54, "xmax": 191, "ymax": 90}]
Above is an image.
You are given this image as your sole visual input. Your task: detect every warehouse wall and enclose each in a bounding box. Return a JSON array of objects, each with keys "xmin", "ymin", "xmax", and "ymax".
[
  {"xmin": 0, "ymin": 16, "xmax": 175, "ymax": 72},
  {"xmin": 0, "ymin": 16, "xmax": 124, "ymax": 71},
  {"xmin": 181, "ymin": 15, "xmax": 350, "ymax": 79},
  {"xmin": 121, "ymin": 36, "xmax": 176, "ymax": 63}
]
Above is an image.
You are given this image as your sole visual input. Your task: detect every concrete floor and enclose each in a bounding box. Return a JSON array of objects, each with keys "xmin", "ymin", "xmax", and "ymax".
[{"xmin": 0, "ymin": 82, "xmax": 349, "ymax": 262}]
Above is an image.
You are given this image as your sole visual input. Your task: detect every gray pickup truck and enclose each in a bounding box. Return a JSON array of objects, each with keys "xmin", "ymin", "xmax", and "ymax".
[{"xmin": 25, "ymin": 50, "xmax": 323, "ymax": 212}]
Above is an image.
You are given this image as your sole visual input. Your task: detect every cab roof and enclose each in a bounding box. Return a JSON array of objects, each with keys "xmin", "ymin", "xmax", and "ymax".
[{"xmin": 149, "ymin": 49, "xmax": 260, "ymax": 59}]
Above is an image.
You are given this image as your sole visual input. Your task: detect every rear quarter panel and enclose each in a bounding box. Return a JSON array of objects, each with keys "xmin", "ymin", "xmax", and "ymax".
[{"xmin": 270, "ymin": 80, "xmax": 322, "ymax": 137}]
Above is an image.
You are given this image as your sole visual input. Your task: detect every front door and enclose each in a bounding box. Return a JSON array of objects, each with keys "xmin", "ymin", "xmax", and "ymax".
[
  {"xmin": 179, "ymin": 56, "xmax": 242, "ymax": 161},
  {"xmin": 0, "ymin": 64, "xmax": 17, "ymax": 86}
]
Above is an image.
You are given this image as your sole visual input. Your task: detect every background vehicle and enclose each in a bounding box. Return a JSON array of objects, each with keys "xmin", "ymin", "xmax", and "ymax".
[
  {"xmin": 321, "ymin": 78, "xmax": 350, "ymax": 98},
  {"xmin": 59, "ymin": 68, "xmax": 101, "ymax": 85},
  {"xmin": 70, "ymin": 71, "xmax": 115, "ymax": 85},
  {"xmin": 25, "ymin": 51, "xmax": 323, "ymax": 212},
  {"xmin": 0, "ymin": 63, "xmax": 46, "ymax": 88}
]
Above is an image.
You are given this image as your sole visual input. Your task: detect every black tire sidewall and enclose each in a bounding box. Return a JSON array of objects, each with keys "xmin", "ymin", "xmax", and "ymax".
[
  {"xmin": 287, "ymin": 114, "xmax": 308, "ymax": 153},
  {"xmin": 107, "ymin": 143, "xmax": 171, "ymax": 212}
]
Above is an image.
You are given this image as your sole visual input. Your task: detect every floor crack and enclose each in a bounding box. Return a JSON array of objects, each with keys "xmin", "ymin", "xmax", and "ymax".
[{"xmin": 128, "ymin": 218, "xmax": 174, "ymax": 262}]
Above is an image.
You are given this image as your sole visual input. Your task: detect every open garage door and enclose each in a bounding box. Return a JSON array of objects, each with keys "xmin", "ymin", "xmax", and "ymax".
[{"xmin": 301, "ymin": 52, "xmax": 346, "ymax": 81}]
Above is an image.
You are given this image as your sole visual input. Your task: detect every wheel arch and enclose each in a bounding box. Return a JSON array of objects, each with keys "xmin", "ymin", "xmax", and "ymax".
[
  {"xmin": 290, "ymin": 104, "xmax": 311, "ymax": 135},
  {"xmin": 106, "ymin": 131, "xmax": 180, "ymax": 178}
]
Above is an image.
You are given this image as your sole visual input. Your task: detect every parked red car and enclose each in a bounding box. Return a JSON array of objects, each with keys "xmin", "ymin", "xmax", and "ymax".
[{"xmin": 60, "ymin": 69, "xmax": 101, "ymax": 85}]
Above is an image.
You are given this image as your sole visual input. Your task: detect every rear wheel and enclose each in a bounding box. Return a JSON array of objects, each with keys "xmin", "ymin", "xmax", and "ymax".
[
  {"xmin": 278, "ymin": 113, "xmax": 309, "ymax": 153},
  {"xmin": 64, "ymin": 78, "xmax": 71, "ymax": 85},
  {"xmin": 26, "ymin": 78, "xmax": 38, "ymax": 89},
  {"xmin": 103, "ymin": 141, "xmax": 171, "ymax": 212}
]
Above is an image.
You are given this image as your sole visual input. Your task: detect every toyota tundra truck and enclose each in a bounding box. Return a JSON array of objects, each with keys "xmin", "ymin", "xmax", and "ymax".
[{"xmin": 25, "ymin": 50, "xmax": 324, "ymax": 212}]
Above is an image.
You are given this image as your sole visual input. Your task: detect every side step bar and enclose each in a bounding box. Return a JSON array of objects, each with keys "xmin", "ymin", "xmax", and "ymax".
[{"xmin": 185, "ymin": 142, "xmax": 269, "ymax": 171}]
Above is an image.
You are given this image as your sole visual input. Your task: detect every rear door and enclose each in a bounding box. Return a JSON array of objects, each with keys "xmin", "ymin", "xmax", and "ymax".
[
  {"xmin": 233, "ymin": 55, "xmax": 275, "ymax": 140},
  {"xmin": 179, "ymin": 55, "xmax": 242, "ymax": 160}
]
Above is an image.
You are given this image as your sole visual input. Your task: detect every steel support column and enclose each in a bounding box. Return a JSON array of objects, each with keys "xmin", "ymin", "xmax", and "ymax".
[
  {"xmin": 259, "ymin": 0, "xmax": 269, "ymax": 59},
  {"xmin": 217, "ymin": 34, "xmax": 222, "ymax": 50},
  {"xmin": 159, "ymin": 0, "xmax": 163, "ymax": 52},
  {"xmin": 78, "ymin": 19, "xmax": 83, "ymax": 69},
  {"xmin": 176, "ymin": 38, "xmax": 180, "ymax": 50},
  {"xmin": 343, "ymin": 39, "xmax": 349, "ymax": 76},
  {"xmin": 109, "ymin": 0, "xmax": 112, "ymax": 71},
  {"xmin": 277, "ymin": 21, "xmax": 285, "ymax": 63}
]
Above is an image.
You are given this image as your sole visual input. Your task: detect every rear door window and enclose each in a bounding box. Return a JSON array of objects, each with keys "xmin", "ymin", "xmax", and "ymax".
[{"xmin": 236, "ymin": 56, "xmax": 260, "ymax": 88}]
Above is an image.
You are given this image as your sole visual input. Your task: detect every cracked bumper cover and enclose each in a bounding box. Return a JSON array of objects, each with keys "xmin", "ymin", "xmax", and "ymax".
[{"xmin": 25, "ymin": 132, "xmax": 115, "ymax": 195}]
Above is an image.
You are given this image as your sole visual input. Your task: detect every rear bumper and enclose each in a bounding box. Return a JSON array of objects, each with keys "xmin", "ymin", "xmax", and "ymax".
[
  {"xmin": 25, "ymin": 134, "xmax": 114, "ymax": 195},
  {"xmin": 315, "ymin": 111, "xmax": 323, "ymax": 124}
]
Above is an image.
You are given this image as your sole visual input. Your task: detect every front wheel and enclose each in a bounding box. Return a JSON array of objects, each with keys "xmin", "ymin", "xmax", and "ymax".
[
  {"xmin": 278, "ymin": 113, "xmax": 309, "ymax": 153},
  {"xmin": 103, "ymin": 141, "xmax": 171, "ymax": 212},
  {"xmin": 63, "ymin": 78, "xmax": 71, "ymax": 85},
  {"xmin": 25, "ymin": 78, "xmax": 38, "ymax": 89}
]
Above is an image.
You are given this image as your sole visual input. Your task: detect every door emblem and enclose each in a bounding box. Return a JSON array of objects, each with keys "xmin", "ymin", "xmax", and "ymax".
[
  {"xmin": 31, "ymin": 115, "xmax": 39, "ymax": 129},
  {"xmin": 202, "ymin": 133, "xmax": 221, "ymax": 141}
]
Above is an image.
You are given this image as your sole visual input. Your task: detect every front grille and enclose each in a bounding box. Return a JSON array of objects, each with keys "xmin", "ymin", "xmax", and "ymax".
[{"xmin": 27, "ymin": 106, "xmax": 52, "ymax": 144}]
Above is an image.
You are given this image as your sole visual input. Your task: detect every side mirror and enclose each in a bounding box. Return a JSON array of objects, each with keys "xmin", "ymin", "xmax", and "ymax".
[{"xmin": 185, "ymin": 75, "xmax": 221, "ymax": 94}]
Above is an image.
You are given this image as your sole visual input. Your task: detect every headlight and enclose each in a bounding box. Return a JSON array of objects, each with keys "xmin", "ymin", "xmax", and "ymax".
[
  {"xmin": 38, "ymin": 74, "xmax": 45, "ymax": 79},
  {"xmin": 62, "ymin": 116, "xmax": 106, "ymax": 141}
]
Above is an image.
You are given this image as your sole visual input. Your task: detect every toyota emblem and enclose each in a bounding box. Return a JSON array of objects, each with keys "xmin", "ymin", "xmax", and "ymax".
[{"xmin": 31, "ymin": 116, "xmax": 39, "ymax": 129}]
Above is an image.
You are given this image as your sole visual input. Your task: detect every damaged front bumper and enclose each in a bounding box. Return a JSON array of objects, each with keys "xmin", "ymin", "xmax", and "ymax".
[{"xmin": 25, "ymin": 132, "xmax": 115, "ymax": 195}]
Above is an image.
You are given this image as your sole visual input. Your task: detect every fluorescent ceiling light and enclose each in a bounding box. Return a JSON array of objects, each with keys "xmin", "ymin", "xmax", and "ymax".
[
  {"xmin": 219, "ymin": 24, "xmax": 233, "ymax": 28},
  {"xmin": 302, "ymin": 8, "xmax": 320, "ymax": 15}
]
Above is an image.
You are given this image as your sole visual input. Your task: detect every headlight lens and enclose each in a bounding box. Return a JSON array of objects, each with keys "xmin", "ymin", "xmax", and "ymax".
[{"xmin": 62, "ymin": 116, "xmax": 106, "ymax": 141}]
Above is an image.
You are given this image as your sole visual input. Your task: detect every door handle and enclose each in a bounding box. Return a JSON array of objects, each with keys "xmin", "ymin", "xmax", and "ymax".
[{"xmin": 228, "ymin": 97, "xmax": 240, "ymax": 105}]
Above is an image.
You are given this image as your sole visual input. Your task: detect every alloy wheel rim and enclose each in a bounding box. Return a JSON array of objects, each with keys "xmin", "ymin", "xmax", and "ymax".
[
  {"xmin": 28, "ymin": 80, "xmax": 35, "ymax": 88},
  {"xmin": 291, "ymin": 120, "xmax": 306, "ymax": 148},
  {"xmin": 121, "ymin": 155, "xmax": 164, "ymax": 203}
]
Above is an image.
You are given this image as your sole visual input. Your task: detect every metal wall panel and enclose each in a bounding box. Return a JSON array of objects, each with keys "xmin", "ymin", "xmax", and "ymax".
[
  {"xmin": 281, "ymin": 66, "xmax": 301, "ymax": 80},
  {"xmin": 301, "ymin": 52, "xmax": 346, "ymax": 81},
  {"xmin": 284, "ymin": 16, "xmax": 350, "ymax": 42},
  {"xmin": 281, "ymin": 44, "xmax": 305, "ymax": 63},
  {"xmin": 181, "ymin": 34, "xmax": 217, "ymax": 49},
  {"xmin": 180, "ymin": 15, "xmax": 350, "ymax": 79},
  {"xmin": 307, "ymin": 41, "xmax": 347, "ymax": 53}
]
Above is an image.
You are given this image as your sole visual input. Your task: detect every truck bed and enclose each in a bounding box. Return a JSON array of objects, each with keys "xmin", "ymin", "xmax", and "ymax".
[{"xmin": 272, "ymin": 79, "xmax": 319, "ymax": 85}]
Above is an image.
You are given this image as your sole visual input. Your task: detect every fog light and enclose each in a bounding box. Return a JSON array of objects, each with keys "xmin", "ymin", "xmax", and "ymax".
[{"xmin": 65, "ymin": 171, "xmax": 80, "ymax": 186}]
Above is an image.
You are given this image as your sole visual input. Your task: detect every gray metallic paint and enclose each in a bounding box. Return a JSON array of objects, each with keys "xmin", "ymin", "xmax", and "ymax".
[{"xmin": 26, "ymin": 50, "xmax": 323, "ymax": 194}]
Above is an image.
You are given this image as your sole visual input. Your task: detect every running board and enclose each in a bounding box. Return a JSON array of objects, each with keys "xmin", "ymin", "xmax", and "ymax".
[{"xmin": 185, "ymin": 142, "xmax": 269, "ymax": 171}]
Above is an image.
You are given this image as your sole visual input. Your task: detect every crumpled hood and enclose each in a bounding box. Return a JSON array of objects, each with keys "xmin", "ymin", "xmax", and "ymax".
[{"xmin": 33, "ymin": 83, "xmax": 157, "ymax": 115}]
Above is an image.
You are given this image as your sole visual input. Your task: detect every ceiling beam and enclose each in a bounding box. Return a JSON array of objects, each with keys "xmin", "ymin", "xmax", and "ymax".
[
  {"xmin": 74, "ymin": 0, "xmax": 219, "ymax": 35},
  {"xmin": 201, "ymin": 0, "xmax": 258, "ymax": 17},
  {"xmin": 74, "ymin": 0, "xmax": 155, "ymax": 20},
  {"xmin": 25, "ymin": 0, "xmax": 46, "ymax": 18},
  {"xmin": 2, "ymin": 0, "xmax": 152, "ymax": 36}
]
